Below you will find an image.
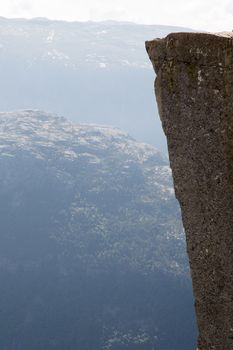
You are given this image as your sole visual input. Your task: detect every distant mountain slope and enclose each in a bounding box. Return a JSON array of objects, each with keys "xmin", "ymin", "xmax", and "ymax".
[
  {"xmin": 0, "ymin": 18, "xmax": 193, "ymax": 152},
  {"xmin": 0, "ymin": 110, "xmax": 197, "ymax": 350},
  {"xmin": 0, "ymin": 17, "xmax": 192, "ymax": 69}
]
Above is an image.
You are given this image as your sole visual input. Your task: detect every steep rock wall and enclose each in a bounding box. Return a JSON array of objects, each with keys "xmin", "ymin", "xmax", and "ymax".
[{"xmin": 146, "ymin": 32, "xmax": 233, "ymax": 349}]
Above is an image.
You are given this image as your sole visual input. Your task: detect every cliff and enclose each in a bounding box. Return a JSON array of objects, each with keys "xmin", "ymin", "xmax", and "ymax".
[{"xmin": 146, "ymin": 32, "xmax": 233, "ymax": 349}]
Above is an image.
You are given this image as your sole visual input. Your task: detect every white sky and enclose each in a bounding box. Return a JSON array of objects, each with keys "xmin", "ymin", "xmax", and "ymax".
[{"xmin": 0, "ymin": 0, "xmax": 232, "ymax": 31}]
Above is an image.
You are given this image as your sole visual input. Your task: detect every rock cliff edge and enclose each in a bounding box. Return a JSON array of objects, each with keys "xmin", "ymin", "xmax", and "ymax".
[{"xmin": 146, "ymin": 32, "xmax": 233, "ymax": 349}]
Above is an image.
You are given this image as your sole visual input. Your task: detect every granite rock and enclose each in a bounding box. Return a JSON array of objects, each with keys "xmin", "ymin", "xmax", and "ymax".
[{"xmin": 146, "ymin": 32, "xmax": 233, "ymax": 349}]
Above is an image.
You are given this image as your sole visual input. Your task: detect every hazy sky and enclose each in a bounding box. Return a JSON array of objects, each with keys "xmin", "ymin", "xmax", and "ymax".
[{"xmin": 0, "ymin": 0, "xmax": 232, "ymax": 31}]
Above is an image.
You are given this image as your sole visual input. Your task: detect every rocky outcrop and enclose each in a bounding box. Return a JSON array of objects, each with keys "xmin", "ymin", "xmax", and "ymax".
[{"xmin": 146, "ymin": 32, "xmax": 233, "ymax": 349}]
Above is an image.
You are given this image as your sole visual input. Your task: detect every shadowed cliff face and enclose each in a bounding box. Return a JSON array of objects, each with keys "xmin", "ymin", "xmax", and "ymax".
[{"xmin": 146, "ymin": 32, "xmax": 233, "ymax": 349}]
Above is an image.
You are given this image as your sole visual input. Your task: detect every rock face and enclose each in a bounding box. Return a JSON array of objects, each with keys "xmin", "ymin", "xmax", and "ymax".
[{"xmin": 146, "ymin": 32, "xmax": 233, "ymax": 349}]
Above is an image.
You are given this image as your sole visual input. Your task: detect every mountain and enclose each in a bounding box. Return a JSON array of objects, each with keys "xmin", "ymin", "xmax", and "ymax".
[
  {"xmin": 0, "ymin": 17, "xmax": 193, "ymax": 152},
  {"xmin": 0, "ymin": 110, "xmax": 197, "ymax": 349},
  {"xmin": 0, "ymin": 17, "xmax": 191, "ymax": 69}
]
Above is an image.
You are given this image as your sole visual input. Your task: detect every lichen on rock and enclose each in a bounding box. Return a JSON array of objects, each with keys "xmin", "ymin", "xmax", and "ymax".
[{"xmin": 146, "ymin": 32, "xmax": 233, "ymax": 349}]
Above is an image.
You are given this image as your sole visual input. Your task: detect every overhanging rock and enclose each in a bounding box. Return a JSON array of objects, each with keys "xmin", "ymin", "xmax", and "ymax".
[{"xmin": 146, "ymin": 32, "xmax": 233, "ymax": 349}]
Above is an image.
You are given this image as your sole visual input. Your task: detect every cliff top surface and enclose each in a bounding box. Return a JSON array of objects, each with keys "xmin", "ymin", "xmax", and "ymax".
[{"xmin": 146, "ymin": 31, "xmax": 233, "ymax": 71}]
